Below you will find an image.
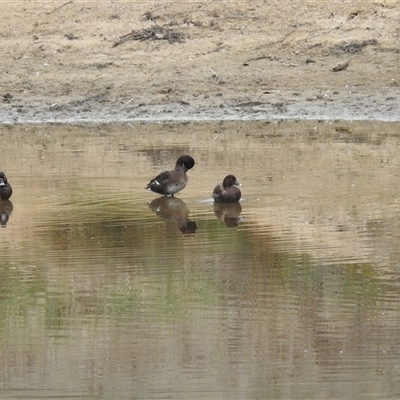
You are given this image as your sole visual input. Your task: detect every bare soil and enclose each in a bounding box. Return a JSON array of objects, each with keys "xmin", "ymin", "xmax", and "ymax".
[{"xmin": 1, "ymin": 1, "xmax": 400, "ymax": 123}]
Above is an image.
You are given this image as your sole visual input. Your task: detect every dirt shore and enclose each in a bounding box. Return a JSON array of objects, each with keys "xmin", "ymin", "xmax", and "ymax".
[{"xmin": 1, "ymin": 1, "xmax": 399, "ymax": 123}]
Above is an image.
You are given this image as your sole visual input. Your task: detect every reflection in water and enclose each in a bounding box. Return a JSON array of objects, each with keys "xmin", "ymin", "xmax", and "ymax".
[
  {"xmin": 149, "ymin": 197, "xmax": 197, "ymax": 234},
  {"xmin": 0, "ymin": 200, "xmax": 13, "ymax": 227},
  {"xmin": 1, "ymin": 121, "xmax": 400, "ymax": 399},
  {"xmin": 213, "ymin": 201, "xmax": 242, "ymax": 227}
]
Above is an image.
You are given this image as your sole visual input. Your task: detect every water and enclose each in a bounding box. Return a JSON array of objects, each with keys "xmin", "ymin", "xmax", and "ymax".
[{"xmin": 1, "ymin": 120, "xmax": 400, "ymax": 399}]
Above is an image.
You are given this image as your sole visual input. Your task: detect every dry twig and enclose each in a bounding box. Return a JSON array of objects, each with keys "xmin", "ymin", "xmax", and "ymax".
[
  {"xmin": 38, "ymin": 1, "xmax": 73, "ymax": 16},
  {"xmin": 113, "ymin": 24, "xmax": 184, "ymax": 47},
  {"xmin": 209, "ymin": 67, "xmax": 224, "ymax": 84}
]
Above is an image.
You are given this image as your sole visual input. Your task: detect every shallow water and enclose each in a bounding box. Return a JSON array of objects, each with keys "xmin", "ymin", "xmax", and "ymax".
[{"xmin": 1, "ymin": 120, "xmax": 400, "ymax": 399}]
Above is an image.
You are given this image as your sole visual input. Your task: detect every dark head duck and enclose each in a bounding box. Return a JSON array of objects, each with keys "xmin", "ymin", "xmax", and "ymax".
[
  {"xmin": 212, "ymin": 174, "xmax": 242, "ymax": 203},
  {"xmin": 146, "ymin": 155, "xmax": 195, "ymax": 197},
  {"xmin": 0, "ymin": 172, "xmax": 12, "ymax": 200}
]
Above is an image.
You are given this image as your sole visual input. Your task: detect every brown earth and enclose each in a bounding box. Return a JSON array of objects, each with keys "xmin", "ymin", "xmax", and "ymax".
[{"xmin": 1, "ymin": 1, "xmax": 399, "ymax": 123}]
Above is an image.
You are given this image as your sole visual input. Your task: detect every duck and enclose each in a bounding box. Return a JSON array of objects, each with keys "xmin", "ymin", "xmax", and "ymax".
[
  {"xmin": 212, "ymin": 174, "xmax": 242, "ymax": 203},
  {"xmin": 0, "ymin": 172, "xmax": 12, "ymax": 200},
  {"xmin": 146, "ymin": 155, "xmax": 195, "ymax": 197}
]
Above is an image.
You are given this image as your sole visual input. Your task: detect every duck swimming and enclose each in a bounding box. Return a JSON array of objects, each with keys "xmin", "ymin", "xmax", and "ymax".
[
  {"xmin": 212, "ymin": 174, "xmax": 242, "ymax": 203},
  {"xmin": 0, "ymin": 172, "xmax": 12, "ymax": 200},
  {"xmin": 146, "ymin": 155, "xmax": 195, "ymax": 197}
]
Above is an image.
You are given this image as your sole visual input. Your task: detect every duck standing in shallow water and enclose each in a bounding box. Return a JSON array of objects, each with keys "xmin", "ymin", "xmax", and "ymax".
[
  {"xmin": 0, "ymin": 172, "xmax": 12, "ymax": 200},
  {"xmin": 146, "ymin": 155, "xmax": 195, "ymax": 197},
  {"xmin": 212, "ymin": 174, "xmax": 242, "ymax": 203}
]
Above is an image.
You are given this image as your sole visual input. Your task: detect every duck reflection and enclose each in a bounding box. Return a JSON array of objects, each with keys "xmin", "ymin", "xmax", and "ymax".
[
  {"xmin": 213, "ymin": 202, "xmax": 242, "ymax": 228},
  {"xmin": 0, "ymin": 200, "xmax": 13, "ymax": 227},
  {"xmin": 149, "ymin": 197, "xmax": 197, "ymax": 234}
]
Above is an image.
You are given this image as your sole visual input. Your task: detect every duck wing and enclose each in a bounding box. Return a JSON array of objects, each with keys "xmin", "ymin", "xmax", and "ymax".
[
  {"xmin": 148, "ymin": 170, "xmax": 172, "ymax": 186},
  {"xmin": 212, "ymin": 183, "xmax": 223, "ymax": 200},
  {"xmin": 146, "ymin": 170, "xmax": 174, "ymax": 194}
]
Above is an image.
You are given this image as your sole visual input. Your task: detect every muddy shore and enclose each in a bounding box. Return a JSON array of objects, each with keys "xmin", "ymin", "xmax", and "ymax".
[{"xmin": 1, "ymin": 1, "xmax": 399, "ymax": 124}]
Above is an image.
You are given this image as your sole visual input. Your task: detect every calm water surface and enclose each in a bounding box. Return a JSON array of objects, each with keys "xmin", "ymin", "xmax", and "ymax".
[{"xmin": 1, "ymin": 121, "xmax": 400, "ymax": 399}]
